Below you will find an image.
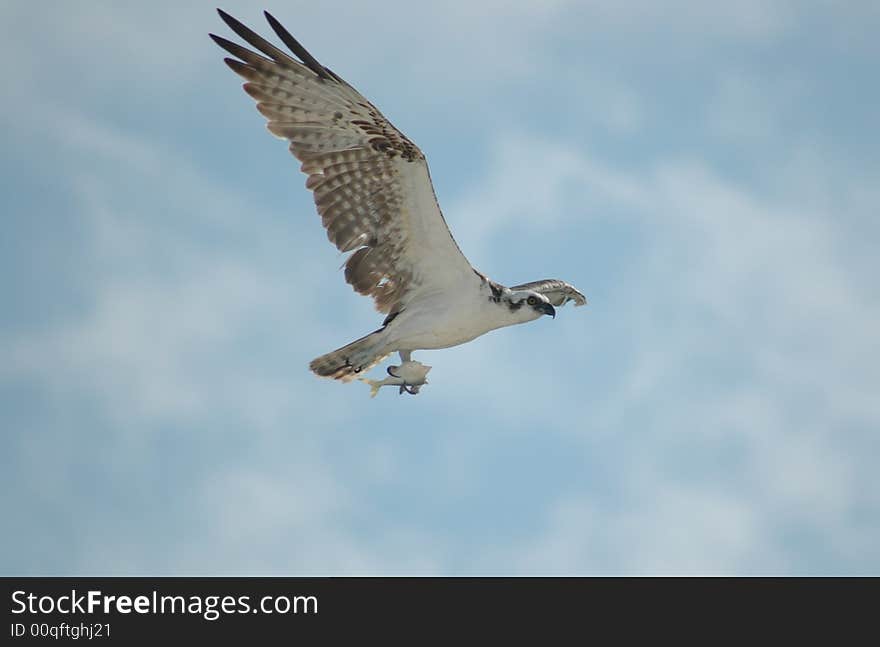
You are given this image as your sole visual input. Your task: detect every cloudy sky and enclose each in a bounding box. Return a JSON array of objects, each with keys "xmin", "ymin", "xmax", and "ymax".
[{"xmin": 2, "ymin": 1, "xmax": 878, "ymax": 575}]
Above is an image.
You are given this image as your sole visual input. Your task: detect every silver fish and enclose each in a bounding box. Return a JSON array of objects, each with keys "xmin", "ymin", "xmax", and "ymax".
[{"xmin": 359, "ymin": 361, "xmax": 432, "ymax": 398}]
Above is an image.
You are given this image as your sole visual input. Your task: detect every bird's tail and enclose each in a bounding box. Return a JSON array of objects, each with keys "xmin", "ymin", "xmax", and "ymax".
[{"xmin": 309, "ymin": 329, "xmax": 389, "ymax": 382}]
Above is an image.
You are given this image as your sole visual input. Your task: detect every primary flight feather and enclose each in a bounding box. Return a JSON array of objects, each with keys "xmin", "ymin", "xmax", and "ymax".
[{"xmin": 211, "ymin": 9, "xmax": 586, "ymax": 395}]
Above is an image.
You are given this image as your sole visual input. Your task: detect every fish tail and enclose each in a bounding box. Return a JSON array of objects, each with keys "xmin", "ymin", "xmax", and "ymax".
[{"xmin": 358, "ymin": 377, "xmax": 382, "ymax": 398}]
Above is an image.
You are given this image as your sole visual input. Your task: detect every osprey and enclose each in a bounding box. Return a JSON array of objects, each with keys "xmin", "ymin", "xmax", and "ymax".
[{"xmin": 211, "ymin": 10, "xmax": 586, "ymax": 394}]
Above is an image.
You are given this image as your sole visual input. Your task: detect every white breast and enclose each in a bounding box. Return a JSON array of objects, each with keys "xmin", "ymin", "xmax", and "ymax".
[{"xmin": 384, "ymin": 281, "xmax": 527, "ymax": 351}]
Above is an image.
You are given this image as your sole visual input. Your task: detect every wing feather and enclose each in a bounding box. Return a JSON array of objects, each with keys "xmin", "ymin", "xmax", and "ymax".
[
  {"xmin": 213, "ymin": 10, "xmax": 476, "ymax": 314},
  {"xmin": 510, "ymin": 279, "xmax": 587, "ymax": 307}
]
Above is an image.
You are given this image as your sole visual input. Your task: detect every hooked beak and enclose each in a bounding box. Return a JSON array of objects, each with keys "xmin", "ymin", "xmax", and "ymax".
[{"xmin": 538, "ymin": 302, "xmax": 556, "ymax": 319}]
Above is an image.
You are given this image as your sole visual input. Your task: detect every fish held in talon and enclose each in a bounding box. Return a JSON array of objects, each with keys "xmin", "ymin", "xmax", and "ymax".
[{"xmin": 359, "ymin": 362, "xmax": 431, "ymax": 398}]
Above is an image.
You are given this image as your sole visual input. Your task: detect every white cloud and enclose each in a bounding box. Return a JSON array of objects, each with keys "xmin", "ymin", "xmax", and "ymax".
[
  {"xmin": 437, "ymin": 127, "xmax": 880, "ymax": 572},
  {"xmin": 509, "ymin": 485, "xmax": 767, "ymax": 574}
]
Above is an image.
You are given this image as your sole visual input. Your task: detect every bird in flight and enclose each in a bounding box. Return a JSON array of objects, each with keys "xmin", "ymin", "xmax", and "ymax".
[{"xmin": 211, "ymin": 9, "xmax": 586, "ymax": 396}]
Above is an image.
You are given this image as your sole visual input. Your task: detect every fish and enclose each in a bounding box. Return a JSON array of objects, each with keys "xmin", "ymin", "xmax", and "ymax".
[{"xmin": 359, "ymin": 361, "xmax": 432, "ymax": 398}]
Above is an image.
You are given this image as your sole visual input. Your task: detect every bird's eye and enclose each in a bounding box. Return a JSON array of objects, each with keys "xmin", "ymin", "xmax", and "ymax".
[{"xmin": 527, "ymin": 296, "xmax": 537, "ymax": 306}]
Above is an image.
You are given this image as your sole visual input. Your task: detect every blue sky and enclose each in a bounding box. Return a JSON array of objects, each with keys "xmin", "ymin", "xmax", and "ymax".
[{"xmin": 2, "ymin": 0, "xmax": 878, "ymax": 575}]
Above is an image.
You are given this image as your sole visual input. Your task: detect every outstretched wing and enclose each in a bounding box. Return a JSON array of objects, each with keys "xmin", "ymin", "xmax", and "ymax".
[
  {"xmin": 510, "ymin": 279, "xmax": 587, "ymax": 307},
  {"xmin": 211, "ymin": 10, "xmax": 477, "ymax": 314}
]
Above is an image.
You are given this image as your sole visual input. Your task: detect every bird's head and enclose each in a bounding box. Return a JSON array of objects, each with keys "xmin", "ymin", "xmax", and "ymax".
[{"xmin": 503, "ymin": 289, "xmax": 556, "ymax": 321}]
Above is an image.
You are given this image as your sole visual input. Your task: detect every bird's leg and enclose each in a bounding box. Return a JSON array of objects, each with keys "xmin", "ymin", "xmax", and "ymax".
[
  {"xmin": 388, "ymin": 351, "xmax": 412, "ymax": 377},
  {"xmin": 388, "ymin": 351, "xmax": 428, "ymax": 396}
]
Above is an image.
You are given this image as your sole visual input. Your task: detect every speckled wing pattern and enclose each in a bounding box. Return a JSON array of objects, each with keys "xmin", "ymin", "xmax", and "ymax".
[
  {"xmin": 509, "ymin": 279, "xmax": 587, "ymax": 307},
  {"xmin": 211, "ymin": 10, "xmax": 475, "ymax": 315}
]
